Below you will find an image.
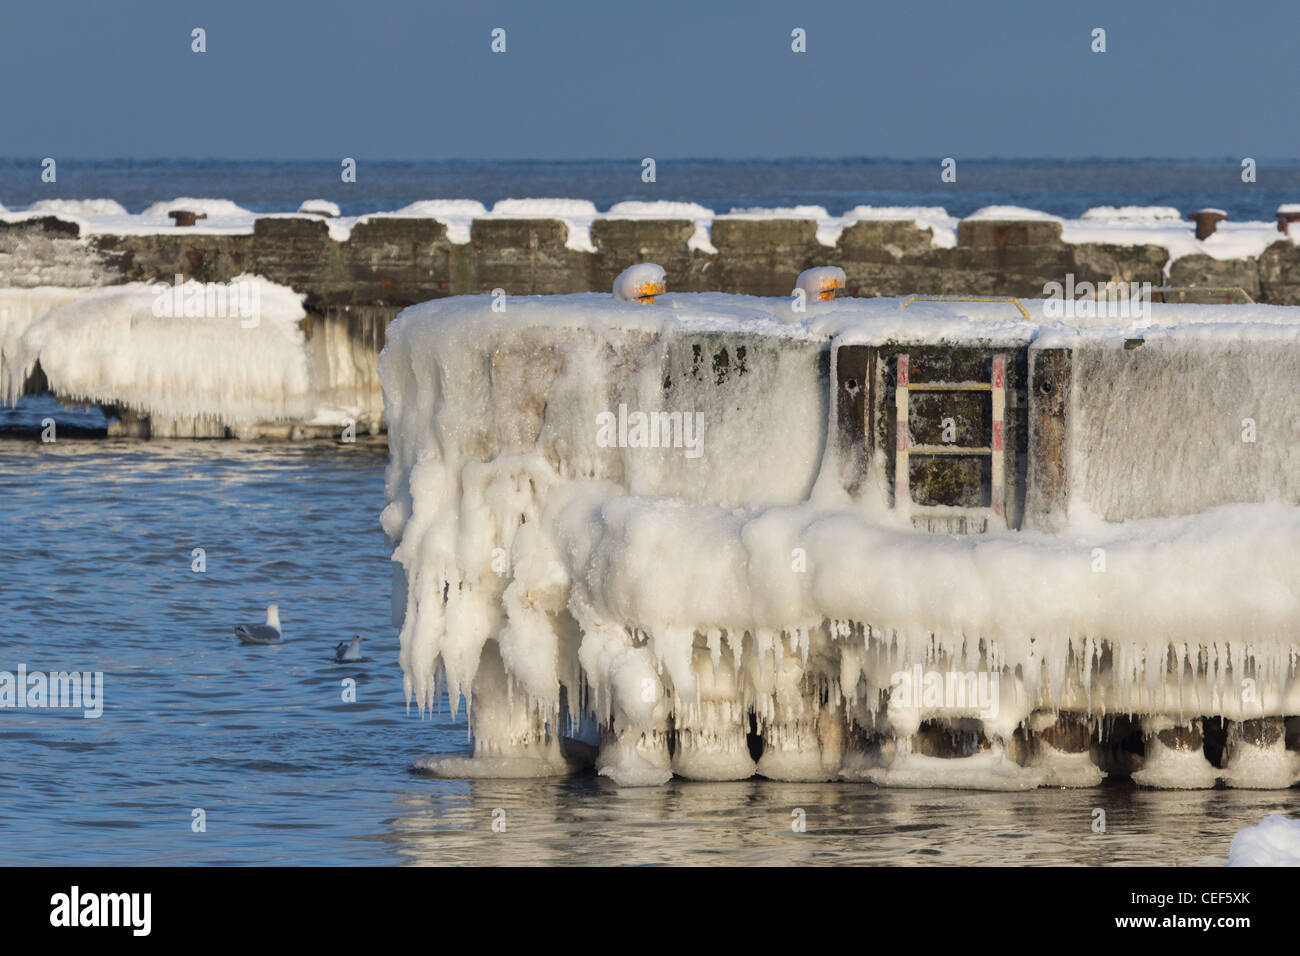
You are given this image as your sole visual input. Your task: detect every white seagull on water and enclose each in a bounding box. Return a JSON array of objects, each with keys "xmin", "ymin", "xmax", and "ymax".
[
  {"xmin": 235, "ymin": 604, "xmax": 282, "ymax": 644},
  {"xmin": 335, "ymin": 635, "xmax": 365, "ymax": 662}
]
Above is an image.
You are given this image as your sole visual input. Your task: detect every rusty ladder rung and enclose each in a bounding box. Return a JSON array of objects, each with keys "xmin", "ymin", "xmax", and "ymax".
[{"xmin": 909, "ymin": 445, "xmax": 993, "ymax": 455}]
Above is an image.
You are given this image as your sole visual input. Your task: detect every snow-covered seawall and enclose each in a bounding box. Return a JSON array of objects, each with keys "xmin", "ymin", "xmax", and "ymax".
[{"xmin": 380, "ymin": 292, "xmax": 1300, "ymax": 789}]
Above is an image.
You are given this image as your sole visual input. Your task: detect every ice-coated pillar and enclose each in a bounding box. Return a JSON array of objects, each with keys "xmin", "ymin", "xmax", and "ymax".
[
  {"xmin": 1222, "ymin": 717, "xmax": 1297, "ymax": 790},
  {"xmin": 1131, "ymin": 717, "xmax": 1218, "ymax": 789}
]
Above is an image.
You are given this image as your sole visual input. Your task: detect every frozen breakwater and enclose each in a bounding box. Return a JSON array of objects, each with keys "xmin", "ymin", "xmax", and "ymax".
[
  {"xmin": 379, "ymin": 290, "xmax": 1300, "ymax": 790},
  {"xmin": 4, "ymin": 199, "xmax": 1300, "ymax": 436}
]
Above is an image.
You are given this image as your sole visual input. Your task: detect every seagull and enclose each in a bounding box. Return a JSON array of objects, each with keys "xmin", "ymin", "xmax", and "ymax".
[
  {"xmin": 335, "ymin": 635, "xmax": 365, "ymax": 662},
  {"xmin": 235, "ymin": 604, "xmax": 282, "ymax": 644}
]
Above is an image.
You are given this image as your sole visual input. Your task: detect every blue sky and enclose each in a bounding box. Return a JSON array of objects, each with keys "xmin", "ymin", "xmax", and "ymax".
[{"xmin": 1, "ymin": 0, "xmax": 1295, "ymax": 160}]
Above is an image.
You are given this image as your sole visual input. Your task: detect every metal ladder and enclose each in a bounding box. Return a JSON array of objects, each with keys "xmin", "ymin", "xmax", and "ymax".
[{"xmin": 894, "ymin": 353, "xmax": 1007, "ymax": 530}]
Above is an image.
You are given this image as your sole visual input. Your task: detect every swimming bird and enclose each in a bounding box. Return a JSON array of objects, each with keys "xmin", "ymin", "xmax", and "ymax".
[
  {"xmin": 235, "ymin": 604, "xmax": 282, "ymax": 644},
  {"xmin": 335, "ymin": 635, "xmax": 365, "ymax": 662}
]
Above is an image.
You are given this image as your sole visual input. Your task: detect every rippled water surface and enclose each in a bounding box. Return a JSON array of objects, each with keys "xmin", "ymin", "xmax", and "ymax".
[{"xmin": 0, "ymin": 403, "xmax": 1292, "ymax": 865}]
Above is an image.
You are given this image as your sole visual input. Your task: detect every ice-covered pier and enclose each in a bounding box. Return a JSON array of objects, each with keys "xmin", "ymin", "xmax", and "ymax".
[{"xmin": 381, "ymin": 287, "xmax": 1300, "ymax": 789}]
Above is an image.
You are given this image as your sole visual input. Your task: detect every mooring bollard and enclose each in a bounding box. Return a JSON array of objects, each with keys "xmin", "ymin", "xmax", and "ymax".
[
  {"xmin": 1189, "ymin": 208, "xmax": 1226, "ymax": 240},
  {"xmin": 168, "ymin": 210, "xmax": 208, "ymax": 227},
  {"xmin": 1275, "ymin": 204, "xmax": 1300, "ymax": 234}
]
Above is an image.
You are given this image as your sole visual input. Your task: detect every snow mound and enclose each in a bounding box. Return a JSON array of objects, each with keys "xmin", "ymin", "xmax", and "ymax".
[
  {"xmin": 383, "ymin": 200, "xmax": 489, "ymax": 244},
  {"xmin": 606, "ymin": 201, "xmax": 716, "ymax": 253},
  {"xmin": 1082, "ymin": 205, "xmax": 1182, "ymax": 221},
  {"xmin": 965, "ymin": 206, "xmax": 1064, "ymax": 222},
  {"xmin": 27, "ymin": 198, "xmax": 128, "ymax": 217},
  {"xmin": 844, "ymin": 205, "xmax": 951, "ymax": 221},
  {"xmin": 726, "ymin": 205, "xmax": 839, "ymax": 245},
  {"xmin": 841, "ymin": 206, "xmax": 958, "ymax": 247},
  {"xmin": 607, "ymin": 201, "xmax": 714, "ymax": 219},
  {"xmin": 139, "ymin": 197, "xmax": 254, "ymax": 220},
  {"xmin": 486, "ymin": 199, "xmax": 598, "ymax": 252},
  {"xmin": 1227, "ymin": 815, "xmax": 1300, "ymax": 866},
  {"xmin": 726, "ymin": 205, "xmax": 830, "ymax": 219},
  {"xmin": 297, "ymin": 199, "xmax": 340, "ymax": 217}
]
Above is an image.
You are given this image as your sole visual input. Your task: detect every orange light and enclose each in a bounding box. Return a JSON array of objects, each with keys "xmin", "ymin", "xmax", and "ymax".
[
  {"xmin": 636, "ymin": 281, "xmax": 666, "ymax": 304},
  {"xmin": 818, "ymin": 277, "xmax": 844, "ymax": 301}
]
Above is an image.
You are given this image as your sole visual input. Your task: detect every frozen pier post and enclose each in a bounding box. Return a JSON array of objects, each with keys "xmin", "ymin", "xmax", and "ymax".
[{"xmin": 1222, "ymin": 718, "xmax": 1297, "ymax": 789}]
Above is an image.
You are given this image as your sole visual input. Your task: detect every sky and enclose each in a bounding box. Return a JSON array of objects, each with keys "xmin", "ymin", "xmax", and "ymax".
[{"xmin": 0, "ymin": 0, "xmax": 1296, "ymax": 161}]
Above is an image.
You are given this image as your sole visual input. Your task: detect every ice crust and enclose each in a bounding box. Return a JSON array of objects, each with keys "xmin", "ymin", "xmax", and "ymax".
[
  {"xmin": 1, "ymin": 278, "xmax": 382, "ymax": 430},
  {"xmin": 380, "ymin": 292, "xmax": 1300, "ymax": 786}
]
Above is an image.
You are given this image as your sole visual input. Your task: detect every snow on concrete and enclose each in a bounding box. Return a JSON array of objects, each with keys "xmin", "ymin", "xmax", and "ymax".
[
  {"xmin": 27, "ymin": 199, "xmax": 129, "ymax": 217},
  {"xmin": 484, "ymin": 199, "xmax": 599, "ymax": 252},
  {"xmin": 297, "ymin": 199, "xmax": 341, "ymax": 218},
  {"xmin": 1062, "ymin": 219, "xmax": 1286, "ymax": 265},
  {"xmin": 0, "ymin": 197, "xmax": 259, "ymax": 236},
  {"xmin": 1082, "ymin": 205, "xmax": 1183, "ymax": 221},
  {"xmin": 604, "ymin": 201, "xmax": 716, "ymax": 253},
  {"xmin": 372, "ymin": 199, "xmax": 489, "ymax": 244},
  {"xmin": 966, "ymin": 205, "xmax": 1064, "ymax": 222},
  {"xmin": 2, "ymin": 197, "xmax": 1294, "ymax": 264},
  {"xmin": 725, "ymin": 205, "xmax": 840, "ymax": 245},
  {"xmin": 138, "ymin": 197, "xmax": 254, "ymax": 220},
  {"xmin": 842, "ymin": 205, "xmax": 958, "ymax": 248}
]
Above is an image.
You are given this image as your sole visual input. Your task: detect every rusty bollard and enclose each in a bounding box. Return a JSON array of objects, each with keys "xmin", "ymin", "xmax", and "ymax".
[
  {"xmin": 1189, "ymin": 208, "xmax": 1226, "ymax": 240},
  {"xmin": 168, "ymin": 210, "xmax": 208, "ymax": 227},
  {"xmin": 1275, "ymin": 205, "xmax": 1300, "ymax": 234}
]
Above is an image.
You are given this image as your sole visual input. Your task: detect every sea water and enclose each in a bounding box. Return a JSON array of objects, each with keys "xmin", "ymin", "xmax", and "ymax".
[{"xmin": 0, "ymin": 396, "xmax": 1293, "ymax": 865}]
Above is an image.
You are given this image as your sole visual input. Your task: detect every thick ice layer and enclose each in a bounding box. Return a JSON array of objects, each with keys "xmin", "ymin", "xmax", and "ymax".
[
  {"xmin": 1, "ymin": 278, "xmax": 383, "ymax": 430},
  {"xmin": 381, "ymin": 293, "xmax": 1300, "ymax": 785},
  {"xmin": 1065, "ymin": 326, "xmax": 1300, "ymax": 522},
  {"xmin": 0, "ymin": 287, "xmax": 89, "ymax": 393}
]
